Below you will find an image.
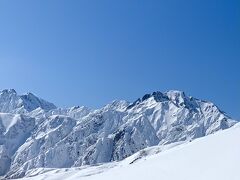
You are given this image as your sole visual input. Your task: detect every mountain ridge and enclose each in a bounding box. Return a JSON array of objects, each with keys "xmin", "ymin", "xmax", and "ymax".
[
  {"xmin": 0, "ymin": 89, "xmax": 237, "ymax": 178},
  {"xmin": 0, "ymin": 89, "xmax": 56, "ymax": 114}
]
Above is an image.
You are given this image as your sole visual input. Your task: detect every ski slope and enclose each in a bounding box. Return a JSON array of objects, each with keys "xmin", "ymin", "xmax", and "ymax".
[{"xmin": 21, "ymin": 123, "xmax": 240, "ymax": 180}]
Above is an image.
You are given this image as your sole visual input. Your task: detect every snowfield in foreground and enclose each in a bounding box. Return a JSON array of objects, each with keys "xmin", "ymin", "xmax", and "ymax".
[{"xmin": 22, "ymin": 123, "xmax": 240, "ymax": 180}]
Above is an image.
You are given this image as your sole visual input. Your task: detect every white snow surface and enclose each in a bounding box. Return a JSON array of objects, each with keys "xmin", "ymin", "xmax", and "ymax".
[
  {"xmin": 21, "ymin": 123, "xmax": 240, "ymax": 180},
  {"xmin": 0, "ymin": 89, "xmax": 237, "ymax": 179}
]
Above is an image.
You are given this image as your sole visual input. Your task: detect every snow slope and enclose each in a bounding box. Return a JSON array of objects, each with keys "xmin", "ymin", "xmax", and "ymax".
[{"xmin": 22, "ymin": 123, "xmax": 240, "ymax": 180}]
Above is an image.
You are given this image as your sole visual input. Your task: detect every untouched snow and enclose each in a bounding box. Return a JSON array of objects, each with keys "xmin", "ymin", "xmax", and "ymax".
[{"xmin": 22, "ymin": 123, "xmax": 240, "ymax": 180}]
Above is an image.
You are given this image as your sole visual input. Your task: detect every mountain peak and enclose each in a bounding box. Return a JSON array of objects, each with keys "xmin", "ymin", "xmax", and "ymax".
[
  {"xmin": 0, "ymin": 89, "xmax": 56, "ymax": 113},
  {"xmin": 20, "ymin": 92, "xmax": 56, "ymax": 112},
  {"xmin": 165, "ymin": 90, "xmax": 186, "ymax": 100},
  {"xmin": 127, "ymin": 90, "xmax": 182, "ymax": 110},
  {"xmin": 0, "ymin": 89, "xmax": 17, "ymax": 95}
]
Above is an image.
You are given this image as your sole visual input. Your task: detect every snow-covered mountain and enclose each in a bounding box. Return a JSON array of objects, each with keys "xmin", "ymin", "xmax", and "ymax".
[
  {"xmin": 0, "ymin": 89, "xmax": 56, "ymax": 114},
  {"xmin": 21, "ymin": 122, "xmax": 240, "ymax": 180},
  {"xmin": 0, "ymin": 89, "xmax": 237, "ymax": 179}
]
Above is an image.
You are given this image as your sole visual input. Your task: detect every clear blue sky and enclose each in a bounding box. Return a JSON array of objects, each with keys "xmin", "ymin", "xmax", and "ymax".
[{"xmin": 0, "ymin": 0, "xmax": 239, "ymax": 120}]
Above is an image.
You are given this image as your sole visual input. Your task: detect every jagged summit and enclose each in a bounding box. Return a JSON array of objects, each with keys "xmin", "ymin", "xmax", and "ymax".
[
  {"xmin": 127, "ymin": 91, "xmax": 169, "ymax": 110},
  {"xmin": 0, "ymin": 89, "xmax": 17, "ymax": 94},
  {"xmin": 127, "ymin": 90, "xmax": 204, "ymax": 111},
  {"xmin": 20, "ymin": 92, "xmax": 56, "ymax": 112},
  {"xmin": 0, "ymin": 89, "xmax": 56, "ymax": 113}
]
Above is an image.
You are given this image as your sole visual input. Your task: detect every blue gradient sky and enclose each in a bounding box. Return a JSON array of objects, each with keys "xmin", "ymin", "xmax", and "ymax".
[{"xmin": 0, "ymin": 0, "xmax": 239, "ymax": 119}]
